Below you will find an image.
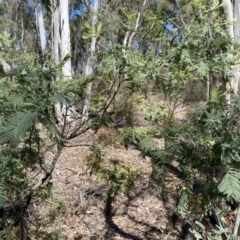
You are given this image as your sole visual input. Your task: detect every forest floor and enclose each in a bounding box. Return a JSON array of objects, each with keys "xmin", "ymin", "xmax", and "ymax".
[{"xmin": 39, "ymin": 98, "xmax": 234, "ymax": 240}]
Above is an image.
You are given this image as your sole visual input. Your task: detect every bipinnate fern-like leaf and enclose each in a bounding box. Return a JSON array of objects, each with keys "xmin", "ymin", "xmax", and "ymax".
[
  {"xmin": 65, "ymin": 76, "xmax": 94, "ymax": 94},
  {"xmin": 139, "ymin": 137, "xmax": 156, "ymax": 155},
  {"xmin": 54, "ymin": 54, "xmax": 71, "ymax": 69},
  {"xmin": 4, "ymin": 95, "xmax": 25, "ymax": 110},
  {"xmin": 0, "ymin": 110, "xmax": 38, "ymax": 147},
  {"xmin": 0, "ymin": 177, "xmax": 4, "ymax": 208},
  {"xmin": 176, "ymin": 188, "xmax": 190, "ymax": 215},
  {"xmin": 117, "ymin": 126, "xmax": 150, "ymax": 147},
  {"xmin": 218, "ymin": 168, "xmax": 240, "ymax": 202},
  {"xmin": 49, "ymin": 93, "xmax": 73, "ymax": 105}
]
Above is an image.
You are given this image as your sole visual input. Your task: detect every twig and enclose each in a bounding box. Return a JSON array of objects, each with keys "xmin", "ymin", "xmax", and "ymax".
[
  {"xmin": 65, "ymin": 144, "xmax": 95, "ymax": 148},
  {"xmin": 65, "ymin": 167, "xmax": 78, "ymax": 174},
  {"xmin": 32, "ymin": 145, "xmax": 63, "ymax": 190}
]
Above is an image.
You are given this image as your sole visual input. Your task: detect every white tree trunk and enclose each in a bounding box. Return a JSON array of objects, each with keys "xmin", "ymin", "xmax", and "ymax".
[
  {"xmin": 51, "ymin": 0, "xmax": 60, "ymax": 65},
  {"xmin": 36, "ymin": 0, "xmax": 46, "ymax": 52},
  {"xmin": 232, "ymin": 0, "xmax": 240, "ymax": 96},
  {"xmin": 221, "ymin": 0, "xmax": 234, "ymax": 102},
  {"xmin": 233, "ymin": 204, "xmax": 240, "ymax": 236},
  {"xmin": 82, "ymin": 0, "xmax": 98, "ymax": 122},
  {"xmin": 51, "ymin": 0, "xmax": 74, "ymax": 125},
  {"xmin": 222, "ymin": 0, "xmax": 234, "ymax": 39},
  {"xmin": 0, "ymin": 51, "xmax": 10, "ymax": 73},
  {"xmin": 50, "ymin": 0, "xmax": 63, "ymax": 124},
  {"xmin": 233, "ymin": 0, "xmax": 240, "ymax": 40},
  {"xmin": 60, "ymin": 0, "xmax": 72, "ymax": 78}
]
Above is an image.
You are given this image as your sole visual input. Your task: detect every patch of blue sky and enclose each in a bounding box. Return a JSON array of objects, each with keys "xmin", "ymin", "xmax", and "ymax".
[
  {"xmin": 166, "ymin": 23, "xmax": 173, "ymax": 31},
  {"xmin": 70, "ymin": 0, "xmax": 99, "ymax": 20},
  {"xmin": 70, "ymin": 3, "xmax": 87, "ymax": 20}
]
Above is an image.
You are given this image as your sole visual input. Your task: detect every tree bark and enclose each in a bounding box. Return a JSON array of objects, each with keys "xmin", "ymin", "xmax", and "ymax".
[
  {"xmin": 233, "ymin": 204, "xmax": 240, "ymax": 236},
  {"xmin": 51, "ymin": 0, "xmax": 63, "ymax": 124},
  {"xmin": 36, "ymin": 0, "xmax": 46, "ymax": 53},
  {"xmin": 232, "ymin": 0, "xmax": 240, "ymax": 96},
  {"xmin": 82, "ymin": 0, "xmax": 99, "ymax": 122},
  {"xmin": 233, "ymin": 0, "xmax": 240, "ymax": 40},
  {"xmin": 51, "ymin": 0, "xmax": 74, "ymax": 124},
  {"xmin": 222, "ymin": 0, "xmax": 234, "ymax": 39},
  {"xmin": 221, "ymin": 0, "xmax": 235, "ymax": 102},
  {"xmin": 51, "ymin": 0, "xmax": 60, "ymax": 65},
  {"xmin": 60, "ymin": 0, "xmax": 72, "ymax": 78}
]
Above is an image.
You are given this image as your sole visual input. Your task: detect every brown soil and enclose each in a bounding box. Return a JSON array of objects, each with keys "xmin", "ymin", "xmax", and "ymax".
[{"xmin": 46, "ymin": 132, "xmax": 182, "ymax": 240}]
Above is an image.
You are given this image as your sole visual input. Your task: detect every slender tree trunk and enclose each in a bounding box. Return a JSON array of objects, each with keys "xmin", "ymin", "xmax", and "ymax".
[
  {"xmin": 52, "ymin": 0, "xmax": 60, "ymax": 65},
  {"xmin": 231, "ymin": 5, "xmax": 240, "ymax": 234},
  {"xmin": 19, "ymin": 9, "xmax": 25, "ymax": 52},
  {"xmin": 233, "ymin": 204, "xmax": 240, "ymax": 236},
  {"xmin": 36, "ymin": 0, "xmax": 46, "ymax": 53},
  {"xmin": 232, "ymin": 0, "xmax": 240, "ymax": 96},
  {"xmin": 233, "ymin": 0, "xmax": 240, "ymax": 40},
  {"xmin": 82, "ymin": 0, "xmax": 99, "ymax": 122},
  {"xmin": 0, "ymin": 0, "xmax": 11, "ymax": 73},
  {"xmin": 51, "ymin": 0, "xmax": 74, "ymax": 124},
  {"xmin": 207, "ymin": 75, "xmax": 210, "ymax": 101},
  {"xmin": 60, "ymin": 0, "xmax": 72, "ymax": 78},
  {"xmin": 220, "ymin": 3, "xmax": 240, "ymax": 237},
  {"xmin": 222, "ymin": 0, "xmax": 234, "ymax": 39},
  {"xmin": 221, "ymin": 0, "xmax": 234, "ymax": 102},
  {"xmin": 51, "ymin": 0, "xmax": 64, "ymax": 124}
]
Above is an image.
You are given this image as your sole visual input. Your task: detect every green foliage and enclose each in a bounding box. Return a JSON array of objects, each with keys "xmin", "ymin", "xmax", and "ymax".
[
  {"xmin": 82, "ymin": 22, "xmax": 102, "ymax": 39},
  {"xmin": 0, "ymin": 66, "xmax": 62, "ymax": 147},
  {"xmin": 0, "ymin": 149, "xmax": 29, "ymax": 231},
  {"xmin": 176, "ymin": 188, "xmax": 191, "ymax": 215},
  {"xmin": 27, "ymin": 198, "xmax": 67, "ymax": 239},
  {"xmin": 0, "ymin": 63, "xmax": 84, "ymax": 147},
  {"xmin": 145, "ymin": 103, "xmax": 169, "ymax": 124},
  {"xmin": 218, "ymin": 169, "xmax": 240, "ymax": 202},
  {"xmin": 0, "ymin": 31, "xmax": 16, "ymax": 50},
  {"xmin": 0, "ymin": 0, "xmax": 237, "ymax": 238},
  {"xmin": 87, "ymin": 114, "xmax": 114, "ymax": 131},
  {"xmin": 136, "ymin": 91, "xmax": 240, "ymax": 236},
  {"xmin": 139, "ymin": 0, "xmax": 233, "ymax": 103},
  {"xmin": 0, "ymin": 110, "xmax": 38, "ymax": 147},
  {"xmin": 93, "ymin": 43, "xmax": 151, "ymax": 115},
  {"xmin": 0, "ymin": 58, "xmax": 94, "ymax": 236},
  {"xmin": 0, "ymin": 31, "xmax": 34, "ymax": 68},
  {"xmin": 30, "ymin": 229, "xmax": 67, "ymax": 240},
  {"xmin": 121, "ymin": 7, "xmax": 137, "ymax": 22},
  {"xmin": 117, "ymin": 126, "xmax": 152, "ymax": 148},
  {"xmin": 87, "ymin": 147, "xmax": 140, "ymax": 198},
  {"xmin": 87, "ymin": 1, "xmax": 238, "ymax": 237},
  {"xmin": 43, "ymin": 199, "xmax": 67, "ymax": 223},
  {"xmin": 184, "ymin": 220, "xmax": 238, "ymax": 240}
]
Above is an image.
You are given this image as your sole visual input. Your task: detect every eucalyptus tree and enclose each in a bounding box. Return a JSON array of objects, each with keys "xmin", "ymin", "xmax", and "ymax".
[
  {"xmin": 221, "ymin": 0, "xmax": 238, "ymax": 102},
  {"xmin": 35, "ymin": 0, "xmax": 46, "ymax": 54},
  {"xmin": 60, "ymin": 0, "xmax": 72, "ymax": 78},
  {"xmin": 51, "ymin": 0, "xmax": 60, "ymax": 65},
  {"xmin": 49, "ymin": 0, "xmax": 77, "ymax": 124},
  {"xmin": 82, "ymin": 0, "xmax": 99, "ymax": 121},
  {"xmin": 221, "ymin": 1, "xmax": 240, "ymax": 235}
]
